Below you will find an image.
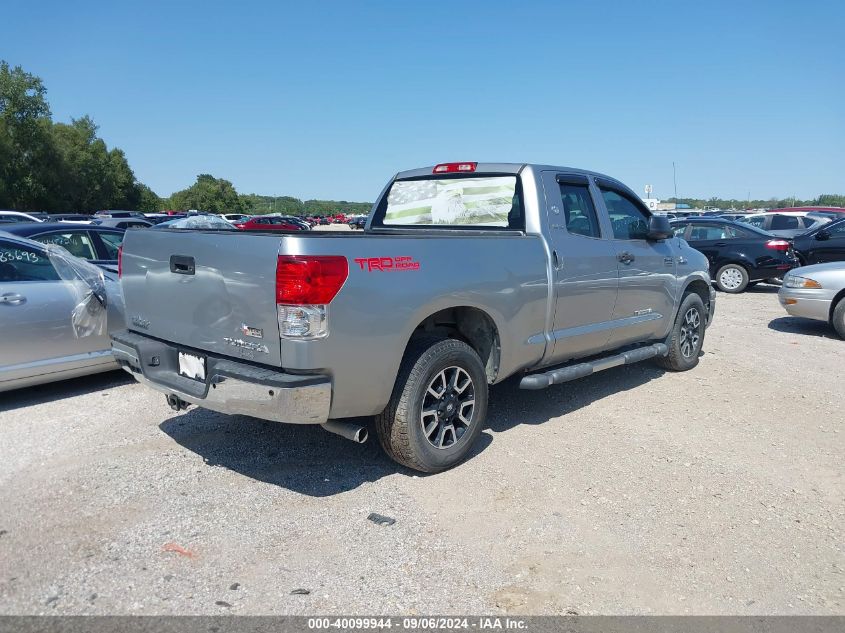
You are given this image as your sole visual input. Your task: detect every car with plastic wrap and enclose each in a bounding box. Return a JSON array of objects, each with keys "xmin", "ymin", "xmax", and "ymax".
[
  {"xmin": 0, "ymin": 233, "xmax": 124, "ymax": 391},
  {"xmin": 112, "ymin": 162, "xmax": 716, "ymax": 472}
]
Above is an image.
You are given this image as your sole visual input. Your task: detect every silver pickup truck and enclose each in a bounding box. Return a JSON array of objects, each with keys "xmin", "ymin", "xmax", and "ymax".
[{"xmin": 112, "ymin": 163, "xmax": 715, "ymax": 472}]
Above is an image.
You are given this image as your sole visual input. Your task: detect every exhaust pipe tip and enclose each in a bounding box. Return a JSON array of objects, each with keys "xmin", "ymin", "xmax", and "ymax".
[{"xmin": 321, "ymin": 420, "xmax": 368, "ymax": 444}]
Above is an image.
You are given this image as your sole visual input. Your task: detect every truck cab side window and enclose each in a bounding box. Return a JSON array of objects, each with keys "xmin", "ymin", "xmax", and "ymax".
[
  {"xmin": 599, "ymin": 188, "xmax": 649, "ymax": 240},
  {"xmin": 558, "ymin": 183, "xmax": 600, "ymax": 238}
]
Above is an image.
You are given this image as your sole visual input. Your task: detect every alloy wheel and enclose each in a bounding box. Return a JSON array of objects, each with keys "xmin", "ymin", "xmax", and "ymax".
[
  {"xmin": 679, "ymin": 307, "xmax": 702, "ymax": 358},
  {"xmin": 420, "ymin": 366, "xmax": 475, "ymax": 450}
]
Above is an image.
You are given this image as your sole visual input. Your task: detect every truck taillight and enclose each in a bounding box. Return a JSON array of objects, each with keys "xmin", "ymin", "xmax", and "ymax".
[
  {"xmin": 433, "ymin": 162, "xmax": 477, "ymax": 174},
  {"xmin": 276, "ymin": 255, "xmax": 348, "ymax": 339},
  {"xmin": 765, "ymin": 239, "xmax": 790, "ymax": 252},
  {"xmin": 117, "ymin": 245, "xmax": 123, "ymax": 278}
]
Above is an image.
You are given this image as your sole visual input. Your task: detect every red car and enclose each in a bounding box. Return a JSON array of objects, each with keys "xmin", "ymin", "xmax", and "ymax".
[{"xmin": 233, "ymin": 216, "xmax": 304, "ymax": 231}]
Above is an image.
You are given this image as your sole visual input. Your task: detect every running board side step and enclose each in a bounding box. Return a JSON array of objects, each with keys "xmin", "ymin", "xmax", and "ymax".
[{"xmin": 519, "ymin": 343, "xmax": 668, "ymax": 390}]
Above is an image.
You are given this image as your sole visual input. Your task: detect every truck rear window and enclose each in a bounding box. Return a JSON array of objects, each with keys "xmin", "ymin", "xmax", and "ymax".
[{"xmin": 379, "ymin": 175, "xmax": 521, "ymax": 229}]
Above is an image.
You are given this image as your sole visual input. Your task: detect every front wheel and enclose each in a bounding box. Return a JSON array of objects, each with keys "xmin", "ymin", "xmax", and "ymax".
[
  {"xmin": 715, "ymin": 264, "xmax": 749, "ymax": 293},
  {"xmin": 375, "ymin": 337, "xmax": 488, "ymax": 473},
  {"xmin": 832, "ymin": 299, "xmax": 845, "ymax": 340},
  {"xmin": 655, "ymin": 293, "xmax": 706, "ymax": 371}
]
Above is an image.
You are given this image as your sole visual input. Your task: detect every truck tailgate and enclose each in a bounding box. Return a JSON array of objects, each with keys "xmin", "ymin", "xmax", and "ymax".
[{"xmin": 120, "ymin": 229, "xmax": 284, "ymax": 366}]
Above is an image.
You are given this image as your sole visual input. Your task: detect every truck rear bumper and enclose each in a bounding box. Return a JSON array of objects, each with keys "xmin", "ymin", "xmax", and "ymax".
[{"xmin": 110, "ymin": 330, "xmax": 331, "ymax": 425}]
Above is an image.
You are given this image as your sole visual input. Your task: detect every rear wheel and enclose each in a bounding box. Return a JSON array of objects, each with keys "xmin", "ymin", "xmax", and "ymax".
[
  {"xmin": 832, "ymin": 299, "xmax": 845, "ymax": 340},
  {"xmin": 715, "ymin": 264, "xmax": 749, "ymax": 293},
  {"xmin": 655, "ymin": 293, "xmax": 706, "ymax": 371},
  {"xmin": 375, "ymin": 337, "xmax": 488, "ymax": 472}
]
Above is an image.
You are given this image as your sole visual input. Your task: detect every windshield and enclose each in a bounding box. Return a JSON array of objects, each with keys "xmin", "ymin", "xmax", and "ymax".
[{"xmin": 381, "ymin": 176, "xmax": 520, "ymax": 228}]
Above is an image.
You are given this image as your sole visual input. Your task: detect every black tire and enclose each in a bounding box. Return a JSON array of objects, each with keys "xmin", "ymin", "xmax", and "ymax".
[
  {"xmin": 375, "ymin": 336, "xmax": 488, "ymax": 473},
  {"xmin": 655, "ymin": 293, "xmax": 706, "ymax": 371},
  {"xmin": 715, "ymin": 263, "xmax": 749, "ymax": 293},
  {"xmin": 832, "ymin": 298, "xmax": 845, "ymax": 340}
]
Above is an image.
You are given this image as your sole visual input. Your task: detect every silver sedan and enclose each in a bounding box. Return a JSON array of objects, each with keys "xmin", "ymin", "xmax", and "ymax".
[
  {"xmin": 0, "ymin": 233, "xmax": 125, "ymax": 392},
  {"xmin": 778, "ymin": 262, "xmax": 845, "ymax": 339}
]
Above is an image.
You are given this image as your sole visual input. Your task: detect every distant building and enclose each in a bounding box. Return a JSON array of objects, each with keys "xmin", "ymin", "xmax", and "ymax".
[{"xmin": 641, "ymin": 197, "xmax": 661, "ymax": 211}]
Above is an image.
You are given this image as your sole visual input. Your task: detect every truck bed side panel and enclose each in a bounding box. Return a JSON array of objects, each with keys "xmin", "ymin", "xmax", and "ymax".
[{"xmin": 276, "ymin": 233, "xmax": 549, "ymax": 417}]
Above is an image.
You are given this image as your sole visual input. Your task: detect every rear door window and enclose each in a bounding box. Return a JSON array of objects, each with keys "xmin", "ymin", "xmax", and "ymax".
[
  {"xmin": 31, "ymin": 231, "xmax": 97, "ymax": 260},
  {"xmin": 741, "ymin": 216, "xmax": 767, "ymax": 229},
  {"xmin": 829, "ymin": 222, "xmax": 845, "ymax": 237},
  {"xmin": 672, "ymin": 223, "xmax": 690, "ymax": 238},
  {"xmin": 771, "ymin": 215, "xmax": 800, "ymax": 229},
  {"xmin": 687, "ymin": 224, "xmax": 730, "ymax": 241},
  {"xmin": 96, "ymin": 232, "xmax": 124, "ymax": 259},
  {"xmin": 727, "ymin": 225, "xmax": 758, "ymax": 239},
  {"xmin": 558, "ymin": 182, "xmax": 601, "ymax": 238},
  {"xmin": 0, "ymin": 240, "xmax": 60, "ymax": 282}
]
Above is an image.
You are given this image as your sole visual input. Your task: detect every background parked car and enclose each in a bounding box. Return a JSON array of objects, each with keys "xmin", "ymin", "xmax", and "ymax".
[
  {"xmin": 348, "ymin": 216, "xmax": 367, "ymax": 229},
  {"xmin": 766, "ymin": 206, "xmax": 845, "ymax": 217},
  {"xmin": 0, "ymin": 223, "xmax": 126, "ymax": 274},
  {"xmin": 233, "ymin": 215, "xmax": 305, "ymax": 231},
  {"xmin": 278, "ymin": 216, "xmax": 311, "ymax": 230},
  {"xmin": 0, "ymin": 234, "xmax": 124, "ymax": 392},
  {"xmin": 736, "ymin": 212, "xmax": 828, "ymax": 237},
  {"xmin": 779, "ymin": 262, "xmax": 845, "ymax": 339},
  {"xmin": 91, "ymin": 217, "xmax": 153, "ymax": 229},
  {"xmin": 671, "ymin": 217, "xmax": 798, "ymax": 293},
  {"xmin": 0, "ymin": 211, "xmax": 46, "ymax": 224},
  {"xmin": 48, "ymin": 213, "xmax": 92, "ymax": 223},
  {"xmin": 94, "ymin": 210, "xmax": 147, "ymax": 220},
  {"xmin": 791, "ymin": 217, "xmax": 845, "ymax": 265},
  {"xmin": 144, "ymin": 213, "xmax": 185, "ymax": 225},
  {"xmin": 220, "ymin": 213, "xmax": 249, "ymax": 223}
]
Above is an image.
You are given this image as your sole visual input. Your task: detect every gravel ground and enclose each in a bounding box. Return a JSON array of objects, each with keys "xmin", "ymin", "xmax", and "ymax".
[{"xmin": 0, "ymin": 285, "xmax": 842, "ymax": 615}]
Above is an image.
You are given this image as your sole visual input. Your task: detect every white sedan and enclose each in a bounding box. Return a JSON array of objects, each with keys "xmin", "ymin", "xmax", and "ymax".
[{"xmin": 779, "ymin": 262, "xmax": 845, "ymax": 339}]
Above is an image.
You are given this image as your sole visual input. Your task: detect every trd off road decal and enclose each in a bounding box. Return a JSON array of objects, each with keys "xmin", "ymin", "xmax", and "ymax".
[{"xmin": 354, "ymin": 256, "xmax": 420, "ymax": 272}]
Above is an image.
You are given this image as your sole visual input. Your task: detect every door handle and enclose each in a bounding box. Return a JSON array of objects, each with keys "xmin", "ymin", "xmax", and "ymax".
[
  {"xmin": 0, "ymin": 292, "xmax": 26, "ymax": 305},
  {"xmin": 551, "ymin": 249, "xmax": 561, "ymax": 270},
  {"xmin": 714, "ymin": 242, "xmax": 727, "ymax": 247},
  {"xmin": 617, "ymin": 252, "xmax": 635, "ymax": 265}
]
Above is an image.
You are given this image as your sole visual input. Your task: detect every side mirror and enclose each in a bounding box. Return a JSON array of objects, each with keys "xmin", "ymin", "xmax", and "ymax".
[
  {"xmin": 816, "ymin": 230, "xmax": 831, "ymax": 241},
  {"xmin": 646, "ymin": 215, "xmax": 673, "ymax": 240}
]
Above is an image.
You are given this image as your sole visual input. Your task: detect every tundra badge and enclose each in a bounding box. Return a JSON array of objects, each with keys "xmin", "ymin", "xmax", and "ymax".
[{"xmin": 240, "ymin": 323, "xmax": 263, "ymax": 339}]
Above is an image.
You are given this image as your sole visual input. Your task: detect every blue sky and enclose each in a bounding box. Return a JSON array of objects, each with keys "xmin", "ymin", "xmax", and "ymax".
[{"xmin": 4, "ymin": 1, "xmax": 843, "ymax": 201}]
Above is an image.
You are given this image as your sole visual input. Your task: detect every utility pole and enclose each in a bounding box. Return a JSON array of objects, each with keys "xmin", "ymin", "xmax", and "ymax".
[{"xmin": 672, "ymin": 162, "xmax": 678, "ymax": 201}]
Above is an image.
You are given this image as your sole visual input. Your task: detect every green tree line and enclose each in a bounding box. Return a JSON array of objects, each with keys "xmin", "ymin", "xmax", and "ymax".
[
  {"xmin": 165, "ymin": 176, "xmax": 372, "ymax": 216},
  {"xmin": 667, "ymin": 194, "xmax": 845, "ymax": 209}
]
